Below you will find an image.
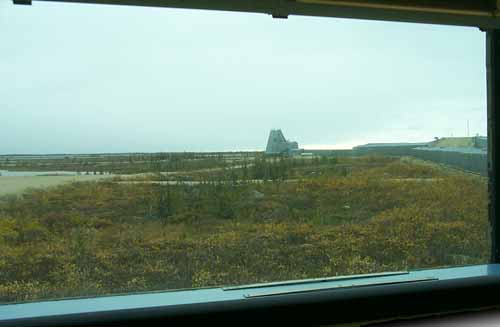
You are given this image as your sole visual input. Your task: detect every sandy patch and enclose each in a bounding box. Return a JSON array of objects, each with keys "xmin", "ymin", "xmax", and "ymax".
[{"xmin": 0, "ymin": 175, "xmax": 113, "ymax": 196}]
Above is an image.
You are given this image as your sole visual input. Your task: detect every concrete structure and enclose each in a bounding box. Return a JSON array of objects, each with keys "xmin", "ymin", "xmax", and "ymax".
[
  {"xmin": 353, "ymin": 142, "xmax": 429, "ymax": 156},
  {"xmin": 428, "ymin": 136, "xmax": 487, "ymax": 149},
  {"xmin": 265, "ymin": 129, "xmax": 300, "ymax": 155},
  {"xmin": 474, "ymin": 136, "xmax": 488, "ymax": 150},
  {"xmin": 353, "ymin": 136, "xmax": 488, "ymax": 176},
  {"xmin": 354, "ymin": 136, "xmax": 488, "ymax": 155}
]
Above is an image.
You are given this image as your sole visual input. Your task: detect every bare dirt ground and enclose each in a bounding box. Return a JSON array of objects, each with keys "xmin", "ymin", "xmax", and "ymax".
[
  {"xmin": 0, "ymin": 175, "xmax": 113, "ymax": 196},
  {"xmin": 0, "ymin": 164, "xmax": 248, "ymax": 196}
]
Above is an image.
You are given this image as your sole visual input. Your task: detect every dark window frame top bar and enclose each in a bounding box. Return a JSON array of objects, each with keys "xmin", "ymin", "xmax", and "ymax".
[{"xmin": 13, "ymin": 0, "xmax": 500, "ymax": 28}]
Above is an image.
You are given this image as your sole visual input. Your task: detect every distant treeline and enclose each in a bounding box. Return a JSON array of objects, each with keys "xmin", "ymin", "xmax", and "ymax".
[
  {"xmin": 2, "ymin": 147, "xmax": 487, "ymax": 176},
  {"xmin": 304, "ymin": 149, "xmax": 354, "ymax": 157},
  {"xmin": 0, "ymin": 152, "xmax": 260, "ymax": 175}
]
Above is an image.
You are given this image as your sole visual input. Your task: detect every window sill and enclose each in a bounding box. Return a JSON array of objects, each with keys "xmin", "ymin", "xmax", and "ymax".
[{"xmin": 1, "ymin": 264, "xmax": 500, "ymax": 326}]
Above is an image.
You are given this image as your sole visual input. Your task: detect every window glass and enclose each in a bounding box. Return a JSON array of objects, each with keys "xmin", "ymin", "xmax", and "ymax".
[{"xmin": 0, "ymin": 1, "xmax": 488, "ymax": 303}]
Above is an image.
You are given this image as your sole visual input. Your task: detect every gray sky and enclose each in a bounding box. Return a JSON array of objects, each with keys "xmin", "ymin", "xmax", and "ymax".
[{"xmin": 0, "ymin": 1, "xmax": 487, "ymax": 154}]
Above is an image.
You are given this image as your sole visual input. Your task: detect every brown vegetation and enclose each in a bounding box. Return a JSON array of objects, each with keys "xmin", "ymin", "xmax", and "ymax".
[{"xmin": 0, "ymin": 155, "xmax": 489, "ymax": 303}]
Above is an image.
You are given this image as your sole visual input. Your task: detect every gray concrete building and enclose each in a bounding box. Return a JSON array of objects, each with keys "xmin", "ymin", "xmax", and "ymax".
[{"xmin": 265, "ymin": 129, "xmax": 300, "ymax": 155}]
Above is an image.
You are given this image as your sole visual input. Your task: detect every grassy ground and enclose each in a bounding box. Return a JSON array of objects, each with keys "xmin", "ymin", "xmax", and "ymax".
[{"xmin": 0, "ymin": 155, "xmax": 489, "ymax": 303}]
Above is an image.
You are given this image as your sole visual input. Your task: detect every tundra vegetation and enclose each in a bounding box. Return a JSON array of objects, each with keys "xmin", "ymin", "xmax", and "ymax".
[{"xmin": 0, "ymin": 154, "xmax": 489, "ymax": 303}]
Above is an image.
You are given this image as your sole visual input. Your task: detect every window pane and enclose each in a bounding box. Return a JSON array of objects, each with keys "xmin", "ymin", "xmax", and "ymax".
[{"xmin": 0, "ymin": 1, "xmax": 489, "ymax": 303}]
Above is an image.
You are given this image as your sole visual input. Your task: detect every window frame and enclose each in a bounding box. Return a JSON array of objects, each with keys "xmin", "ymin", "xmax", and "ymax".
[{"xmin": 2, "ymin": 1, "xmax": 500, "ymax": 325}]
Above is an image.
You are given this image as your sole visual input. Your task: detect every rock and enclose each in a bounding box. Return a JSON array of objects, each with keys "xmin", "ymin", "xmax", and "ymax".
[{"xmin": 249, "ymin": 189, "xmax": 265, "ymax": 200}]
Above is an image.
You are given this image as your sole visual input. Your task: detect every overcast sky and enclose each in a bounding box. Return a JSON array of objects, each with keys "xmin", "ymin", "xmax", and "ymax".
[{"xmin": 0, "ymin": 1, "xmax": 487, "ymax": 154}]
